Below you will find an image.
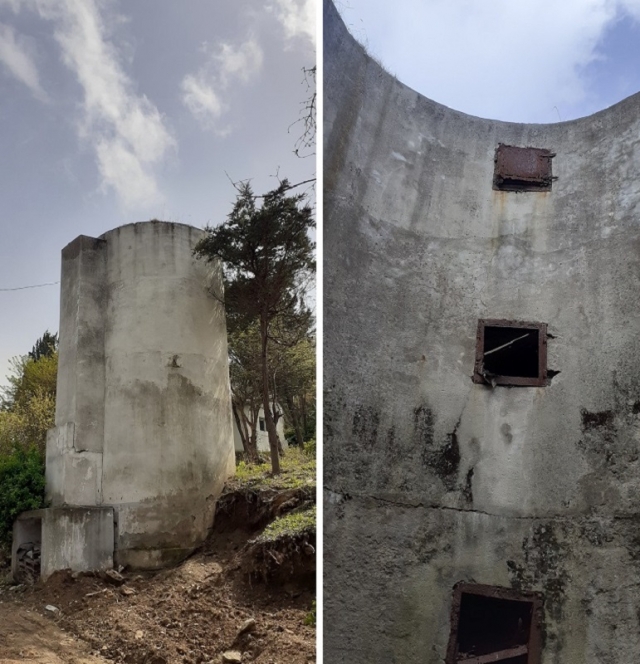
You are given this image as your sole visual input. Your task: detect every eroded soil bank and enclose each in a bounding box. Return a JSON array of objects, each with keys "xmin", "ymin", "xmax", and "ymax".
[{"xmin": 0, "ymin": 454, "xmax": 316, "ymax": 664}]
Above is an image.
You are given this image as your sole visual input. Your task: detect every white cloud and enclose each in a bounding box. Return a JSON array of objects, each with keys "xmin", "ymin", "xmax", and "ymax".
[
  {"xmin": 216, "ymin": 38, "xmax": 263, "ymax": 84},
  {"xmin": 336, "ymin": 0, "xmax": 640, "ymax": 122},
  {"xmin": 0, "ymin": 0, "xmax": 175, "ymax": 210},
  {"xmin": 94, "ymin": 137, "xmax": 160, "ymax": 209},
  {"xmin": 270, "ymin": 0, "xmax": 315, "ymax": 44},
  {"xmin": 181, "ymin": 36, "xmax": 263, "ymax": 133},
  {"xmin": 618, "ymin": 0, "xmax": 640, "ymax": 19},
  {"xmin": 182, "ymin": 73, "xmax": 224, "ymax": 125},
  {"xmin": 0, "ymin": 21, "xmax": 46, "ymax": 100}
]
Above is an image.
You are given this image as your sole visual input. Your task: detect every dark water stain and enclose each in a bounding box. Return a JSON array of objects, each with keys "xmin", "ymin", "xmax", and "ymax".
[
  {"xmin": 462, "ymin": 467, "xmax": 474, "ymax": 504},
  {"xmin": 352, "ymin": 404, "xmax": 380, "ymax": 451},
  {"xmin": 414, "ymin": 405, "xmax": 460, "ymax": 491},
  {"xmin": 507, "ymin": 522, "xmax": 569, "ymax": 633},
  {"xmin": 434, "ymin": 428, "xmax": 461, "ymax": 490},
  {"xmin": 581, "ymin": 409, "xmax": 614, "ymax": 429},
  {"xmin": 413, "ymin": 405, "xmax": 434, "ymax": 452},
  {"xmin": 500, "ymin": 423, "xmax": 513, "ymax": 445}
]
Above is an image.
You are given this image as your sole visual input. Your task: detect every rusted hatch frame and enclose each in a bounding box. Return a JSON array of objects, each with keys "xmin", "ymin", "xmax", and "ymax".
[
  {"xmin": 458, "ymin": 644, "xmax": 528, "ymax": 664},
  {"xmin": 493, "ymin": 144, "xmax": 555, "ymax": 192},
  {"xmin": 473, "ymin": 319, "xmax": 548, "ymax": 387},
  {"xmin": 445, "ymin": 582, "xmax": 543, "ymax": 664}
]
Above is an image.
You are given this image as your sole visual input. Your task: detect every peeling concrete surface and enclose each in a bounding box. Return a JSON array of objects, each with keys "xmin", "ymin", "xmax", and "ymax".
[{"xmin": 324, "ymin": 0, "xmax": 640, "ymax": 661}]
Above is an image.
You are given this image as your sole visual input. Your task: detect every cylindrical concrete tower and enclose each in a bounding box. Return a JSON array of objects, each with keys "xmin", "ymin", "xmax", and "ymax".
[{"xmin": 45, "ymin": 221, "xmax": 235, "ymax": 570}]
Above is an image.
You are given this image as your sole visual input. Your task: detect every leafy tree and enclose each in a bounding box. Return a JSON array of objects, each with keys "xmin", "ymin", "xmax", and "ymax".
[
  {"xmin": 277, "ymin": 335, "xmax": 316, "ymax": 447},
  {"xmin": 195, "ymin": 180, "xmax": 315, "ymax": 474},
  {"xmin": 1, "ymin": 354, "xmax": 57, "ymax": 412},
  {"xmin": 2, "ymin": 332, "xmax": 58, "ymax": 413},
  {"xmin": 0, "ymin": 333, "xmax": 55, "ymax": 546},
  {"xmin": 228, "ymin": 322, "xmax": 263, "ymax": 463},
  {"xmin": 29, "ymin": 330, "xmax": 58, "ymax": 362},
  {"xmin": 0, "ymin": 332, "xmax": 58, "ymax": 455},
  {"xmin": 229, "ymin": 316, "xmax": 315, "ymax": 460},
  {"xmin": 0, "ymin": 390, "xmax": 56, "ymax": 457}
]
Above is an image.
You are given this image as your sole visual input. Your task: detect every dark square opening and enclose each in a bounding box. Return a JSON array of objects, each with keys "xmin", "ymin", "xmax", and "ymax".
[
  {"xmin": 12, "ymin": 515, "xmax": 42, "ymax": 584},
  {"xmin": 458, "ymin": 593, "xmax": 531, "ymax": 656},
  {"xmin": 493, "ymin": 144, "xmax": 554, "ymax": 192},
  {"xmin": 484, "ymin": 326, "xmax": 539, "ymax": 378},
  {"xmin": 259, "ymin": 417, "xmax": 266, "ymax": 432},
  {"xmin": 446, "ymin": 584, "xmax": 542, "ymax": 664},
  {"xmin": 473, "ymin": 320, "xmax": 547, "ymax": 387}
]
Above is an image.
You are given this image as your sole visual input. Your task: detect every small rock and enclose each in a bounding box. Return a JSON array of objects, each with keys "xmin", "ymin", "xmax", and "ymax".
[
  {"xmin": 45, "ymin": 605, "xmax": 59, "ymax": 614},
  {"xmin": 85, "ymin": 588, "xmax": 108, "ymax": 598},
  {"xmin": 222, "ymin": 651, "xmax": 242, "ymax": 663},
  {"xmin": 135, "ymin": 630, "xmax": 144, "ymax": 640},
  {"xmin": 238, "ymin": 618, "xmax": 256, "ymax": 636},
  {"xmin": 120, "ymin": 586, "xmax": 136, "ymax": 596},
  {"xmin": 103, "ymin": 569, "xmax": 125, "ymax": 586}
]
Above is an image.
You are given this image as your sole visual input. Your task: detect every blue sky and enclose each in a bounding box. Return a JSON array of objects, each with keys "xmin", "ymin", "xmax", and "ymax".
[
  {"xmin": 0, "ymin": 0, "xmax": 314, "ymax": 387},
  {"xmin": 336, "ymin": 0, "xmax": 640, "ymax": 123}
]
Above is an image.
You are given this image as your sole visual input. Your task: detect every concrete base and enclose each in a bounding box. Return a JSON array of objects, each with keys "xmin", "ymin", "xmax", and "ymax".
[
  {"xmin": 12, "ymin": 507, "xmax": 114, "ymax": 581},
  {"xmin": 117, "ymin": 547, "xmax": 192, "ymax": 570}
]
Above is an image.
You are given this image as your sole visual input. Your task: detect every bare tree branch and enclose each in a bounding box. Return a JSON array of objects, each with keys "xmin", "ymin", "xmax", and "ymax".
[{"xmin": 289, "ymin": 65, "xmax": 316, "ymax": 160}]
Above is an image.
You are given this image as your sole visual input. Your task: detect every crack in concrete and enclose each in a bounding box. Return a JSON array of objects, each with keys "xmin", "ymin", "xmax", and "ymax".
[{"xmin": 324, "ymin": 487, "xmax": 640, "ymax": 523}]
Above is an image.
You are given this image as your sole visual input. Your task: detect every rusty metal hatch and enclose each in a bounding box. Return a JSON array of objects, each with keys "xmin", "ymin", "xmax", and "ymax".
[
  {"xmin": 473, "ymin": 319, "xmax": 548, "ymax": 387},
  {"xmin": 445, "ymin": 583, "xmax": 543, "ymax": 664},
  {"xmin": 493, "ymin": 144, "xmax": 555, "ymax": 192}
]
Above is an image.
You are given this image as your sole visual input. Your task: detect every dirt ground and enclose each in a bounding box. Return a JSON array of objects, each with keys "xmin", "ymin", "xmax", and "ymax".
[
  {"xmin": 0, "ymin": 605, "xmax": 109, "ymax": 664},
  {"xmin": 0, "ymin": 489, "xmax": 316, "ymax": 664}
]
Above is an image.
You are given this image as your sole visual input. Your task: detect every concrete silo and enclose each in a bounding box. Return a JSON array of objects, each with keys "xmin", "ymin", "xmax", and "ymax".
[{"xmin": 13, "ymin": 221, "xmax": 234, "ymax": 578}]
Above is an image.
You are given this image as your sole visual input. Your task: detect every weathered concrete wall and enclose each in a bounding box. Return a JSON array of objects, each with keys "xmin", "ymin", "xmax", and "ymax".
[
  {"xmin": 46, "ymin": 236, "xmax": 106, "ymax": 507},
  {"xmin": 40, "ymin": 507, "xmax": 114, "ymax": 579},
  {"xmin": 46, "ymin": 221, "xmax": 235, "ymax": 569},
  {"xmin": 12, "ymin": 508, "xmax": 114, "ymax": 580},
  {"xmin": 324, "ymin": 1, "xmax": 640, "ymax": 662}
]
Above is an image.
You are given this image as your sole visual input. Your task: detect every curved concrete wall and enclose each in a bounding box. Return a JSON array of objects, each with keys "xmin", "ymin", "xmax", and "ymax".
[
  {"xmin": 324, "ymin": 1, "xmax": 640, "ymax": 662},
  {"xmin": 47, "ymin": 221, "xmax": 234, "ymax": 569}
]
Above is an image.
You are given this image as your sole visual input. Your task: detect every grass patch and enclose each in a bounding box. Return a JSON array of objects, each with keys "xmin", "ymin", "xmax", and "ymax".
[
  {"xmin": 304, "ymin": 599, "xmax": 316, "ymax": 627},
  {"xmin": 255, "ymin": 506, "xmax": 316, "ymax": 543},
  {"xmin": 228, "ymin": 446, "xmax": 315, "ymax": 492}
]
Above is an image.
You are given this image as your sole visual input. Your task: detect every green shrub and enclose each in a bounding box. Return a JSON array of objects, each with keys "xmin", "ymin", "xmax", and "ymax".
[
  {"xmin": 304, "ymin": 599, "xmax": 316, "ymax": 626},
  {"xmin": 303, "ymin": 438, "xmax": 316, "ymax": 458},
  {"xmin": 284, "ymin": 427, "xmax": 297, "ymax": 446},
  {"xmin": 0, "ymin": 447, "xmax": 46, "ymax": 544}
]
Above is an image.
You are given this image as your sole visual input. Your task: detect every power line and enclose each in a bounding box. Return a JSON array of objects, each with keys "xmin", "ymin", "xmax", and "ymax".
[{"xmin": 0, "ymin": 281, "xmax": 59, "ymax": 292}]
